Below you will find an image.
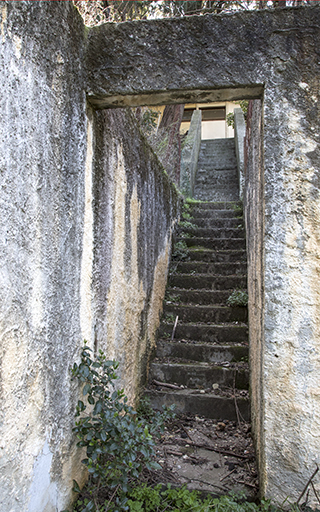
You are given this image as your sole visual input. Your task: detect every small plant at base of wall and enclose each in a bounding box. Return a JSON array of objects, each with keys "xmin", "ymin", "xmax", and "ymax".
[
  {"xmin": 172, "ymin": 240, "xmax": 189, "ymax": 261},
  {"xmin": 227, "ymin": 290, "xmax": 248, "ymax": 307},
  {"xmin": 179, "ymin": 220, "xmax": 197, "ymax": 230},
  {"xmin": 65, "ymin": 343, "xmax": 174, "ymax": 512}
]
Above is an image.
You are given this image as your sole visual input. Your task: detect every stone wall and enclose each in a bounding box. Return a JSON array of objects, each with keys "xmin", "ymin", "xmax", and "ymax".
[
  {"xmin": 234, "ymin": 107, "xmax": 246, "ymax": 199},
  {"xmin": 2, "ymin": 1, "xmax": 320, "ymax": 509},
  {"xmin": 180, "ymin": 109, "xmax": 202, "ymax": 197},
  {"xmin": 0, "ymin": 4, "xmax": 180, "ymax": 510},
  {"xmin": 85, "ymin": 5, "xmax": 320, "ymax": 502},
  {"xmin": 262, "ymin": 65, "xmax": 320, "ymax": 504},
  {"xmin": 244, "ymin": 100, "xmax": 265, "ymax": 489},
  {"xmin": 0, "ymin": 3, "xmax": 87, "ymax": 511},
  {"xmin": 91, "ymin": 107, "xmax": 180, "ymax": 404}
]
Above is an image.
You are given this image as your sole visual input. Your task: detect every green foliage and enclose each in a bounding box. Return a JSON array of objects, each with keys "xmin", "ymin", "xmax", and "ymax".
[
  {"xmin": 179, "ymin": 220, "xmax": 197, "ymax": 230},
  {"xmin": 136, "ymin": 397, "xmax": 175, "ymax": 433},
  {"xmin": 172, "ymin": 240, "xmax": 189, "ymax": 261},
  {"xmin": 232, "ymin": 202, "xmax": 243, "ymax": 217},
  {"xmin": 165, "ymin": 292, "xmax": 181, "ymax": 304},
  {"xmin": 124, "ymin": 486, "xmax": 287, "ymax": 512},
  {"xmin": 226, "ymin": 112, "xmax": 235, "ymax": 129},
  {"xmin": 226, "ymin": 100, "xmax": 249, "ymax": 129},
  {"xmin": 70, "ymin": 344, "xmax": 162, "ymax": 511},
  {"xmin": 163, "ymin": 312, "xmax": 175, "ymax": 323},
  {"xmin": 140, "ymin": 108, "xmax": 160, "ymax": 136},
  {"xmin": 227, "ymin": 290, "xmax": 248, "ymax": 308}
]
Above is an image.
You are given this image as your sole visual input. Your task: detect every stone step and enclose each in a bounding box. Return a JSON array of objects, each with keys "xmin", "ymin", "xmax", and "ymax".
[
  {"xmin": 156, "ymin": 340, "xmax": 248, "ymax": 363},
  {"xmin": 178, "ymin": 227, "xmax": 245, "ymax": 239},
  {"xmin": 188, "ymin": 217, "xmax": 243, "ymax": 229},
  {"xmin": 168, "ymin": 273, "xmax": 247, "ymax": 290},
  {"xmin": 195, "ymin": 140, "xmax": 239, "ymax": 202},
  {"xmin": 196, "ymin": 168, "xmax": 238, "ymax": 184},
  {"xmin": 189, "ymin": 209, "xmax": 241, "ymax": 220},
  {"xmin": 158, "ymin": 322, "xmax": 248, "ymax": 344},
  {"xmin": 171, "ymin": 261, "xmax": 247, "ymax": 276},
  {"xmin": 176, "ymin": 237, "xmax": 246, "ymax": 250},
  {"xmin": 186, "ymin": 201, "xmax": 241, "ymax": 211},
  {"xmin": 194, "ymin": 189, "xmax": 239, "ymax": 201},
  {"xmin": 165, "ymin": 288, "xmax": 233, "ymax": 305},
  {"xmin": 186, "ymin": 249, "xmax": 246, "ymax": 263},
  {"xmin": 198, "ymin": 140, "xmax": 237, "ymax": 168},
  {"xmin": 150, "ymin": 362, "xmax": 249, "ymax": 390},
  {"xmin": 144, "ymin": 388, "xmax": 250, "ymax": 421},
  {"xmin": 163, "ymin": 304, "xmax": 248, "ymax": 324},
  {"xmin": 194, "ymin": 187, "xmax": 239, "ymax": 203}
]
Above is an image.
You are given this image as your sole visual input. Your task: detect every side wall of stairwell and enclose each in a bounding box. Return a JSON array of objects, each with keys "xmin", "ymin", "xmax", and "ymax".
[
  {"xmin": 91, "ymin": 108, "xmax": 181, "ymax": 406},
  {"xmin": 244, "ymin": 100, "xmax": 265, "ymax": 489}
]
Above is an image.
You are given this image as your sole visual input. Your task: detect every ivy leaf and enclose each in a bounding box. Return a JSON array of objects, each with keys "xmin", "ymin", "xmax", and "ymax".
[
  {"xmin": 72, "ymin": 480, "xmax": 81, "ymax": 493},
  {"xmin": 83, "ymin": 383, "xmax": 91, "ymax": 396}
]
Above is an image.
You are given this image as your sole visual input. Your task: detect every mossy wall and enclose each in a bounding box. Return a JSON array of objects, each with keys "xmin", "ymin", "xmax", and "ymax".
[{"xmin": 90, "ymin": 107, "xmax": 180, "ymax": 404}]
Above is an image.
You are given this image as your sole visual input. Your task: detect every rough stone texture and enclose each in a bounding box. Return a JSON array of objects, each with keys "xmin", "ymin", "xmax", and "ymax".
[
  {"xmin": 263, "ymin": 65, "xmax": 320, "ymax": 503},
  {"xmin": 84, "ymin": 7, "xmax": 317, "ymax": 109},
  {"xmin": 0, "ymin": 3, "xmax": 88, "ymax": 511},
  {"xmin": 194, "ymin": 139, "xmax": 239, "ymax": 201},
  {"xmin": 81, "ymin": 5, "xmax": 320, "ymax": 502},
  {"xmin": 244, "ymin": 100, "xmax": 265, "ymax": 494},
  {"xmin": 91, "ymin": 107, "xmax": 180, "ymax": 404},
  {"xmin": 1, "ymin": 1, "xmax": 320, "ymax": 508},
  {"xmin": 180, "ymin": 109, "xmax": 202, "ymax": 197},
  {"xmin": 0, "ymin": 4, "xmax": 180, "ymax": 511},
  {"xmin": 234, "ymin": 107, "xmax": 246, "ymax": 199}
]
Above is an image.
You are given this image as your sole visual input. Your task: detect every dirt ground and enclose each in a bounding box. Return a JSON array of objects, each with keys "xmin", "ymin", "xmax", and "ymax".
[{"xmin": 146, "ymin": 412, "xmax": 258, "ymax": 500}]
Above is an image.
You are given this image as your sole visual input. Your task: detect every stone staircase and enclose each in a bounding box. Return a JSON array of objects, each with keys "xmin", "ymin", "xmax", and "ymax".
[
  {"xmin": 145, "ymin": 200, "xmax": 249, "ymax": 421},
  {"xmin": 194, "ymin": 139, "xmax": 239, "ymax": 202}
]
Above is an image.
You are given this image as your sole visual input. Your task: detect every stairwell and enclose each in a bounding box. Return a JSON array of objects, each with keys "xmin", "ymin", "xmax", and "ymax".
[
  {"xmin": 145, "ymin": 200, "xmax": 249, "ymax": 421},
  {"xmin": 143, "ymin": 137, "xmax": 255, "ymax": 494},
  {"xmin": 194, "ymin": 139, "xmax": 239, "ymax": 202},
  {"xmin": 146, "ymin": 138, "xmax": 248, "ymax": 420}
]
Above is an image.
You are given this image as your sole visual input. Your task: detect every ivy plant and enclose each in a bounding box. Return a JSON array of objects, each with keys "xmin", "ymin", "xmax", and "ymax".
[{"xmin": 70, "ymin": 344, "xmax": 162, "ymax": 511}]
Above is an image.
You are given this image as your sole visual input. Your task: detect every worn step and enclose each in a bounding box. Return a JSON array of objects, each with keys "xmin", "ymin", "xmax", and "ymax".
[
  {"xmin": 188, "ymin": 209, "xmax": 241, "ymax": 220},
  {"xmin": 195, "ymin": 170, "xmax": 238, "ymax": 190},
  {"xmin": 176, "ymin": 237, "xmax": 246, "ymax": 250},
  {"xmin": 159, "ymin": 322, "xmax": 248, "ymax": 344},
  {"xmin": 188, "ymin": 217, "xmax": 243, "ymax": 229},
  {"xmin": 178, "ymin": 227, "xmax": 245, "ymax": 239},
  {"xmin": 145, "ymin": 389, "xmax": 250, "ymax": 421},
  {"xmin": 163, "ymin": 304, "xmax": 248, "ymax": 324},
  {"xmin": 169, "ymin": 273, "xmax": 247, "ymax": 290},
  {"xmin": 171, "ymin": 261, "xmax": 247, "ymax": 276},
  {"xmin": 194, "ymin": 187, "xmax": 239, "ymax": 203},
  {"xmin": 199, "ymin": 139, "xmax": 237, "ymax": 165},
  {"xmin": 165, "ymin": 288, "xmax": 233, "ymax": 305},
  {"xmin": 156, "ymin": 340, "xmax": 248, "ymax": 363},
  {"xmin": 186, "ymin": 249, "xmax": 246, "ymax": 263},
  {"xmin": 186, "ymin": 201, "xmax": 241, "ymax": 211},
  {"xmin": 150, "ymin": 362, "xmax": 249, "ymax": 390}
]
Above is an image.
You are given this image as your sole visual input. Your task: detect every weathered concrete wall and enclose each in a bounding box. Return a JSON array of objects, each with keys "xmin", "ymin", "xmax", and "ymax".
[
  {"xmin": 91, "ymin": 107, "xmax": 180, "ymax": 404},
  {"xmin": 0, "ymin": 3, "xmax": 180, "ymax": 510},
  {"xmin": 244, "ymin": 99, "xmax": 265, "ymax": 492},
  {"xmin": 262, "ymin": 59, "xmax": 320, "ymax": 504},
  {"xmin": 234, "ymin": 107, "xmax": 246, "ymax": 199},
  {"xmin": 84, "ymin": 7, "xmax": 319, "ymax": 109},
  {"xmin": 0, "ymin": 3, "xmax": 88, "ymax": 511},
  {"xmin": 83, "ymin": 5, "xmax": 320, "ymax": 502},
  {"xmin": 2, "ymin": 1, "xmax": 320, "ymax": 508},
  {"xmin": 180, "ymin": 109, "xmax": 202, "ymax": 197}
]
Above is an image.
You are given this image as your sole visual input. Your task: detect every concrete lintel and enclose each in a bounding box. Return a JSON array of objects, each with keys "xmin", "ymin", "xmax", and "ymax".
[{"xmin": 87, "ymin": 85, "xmax": 264, "ymax": 109}]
